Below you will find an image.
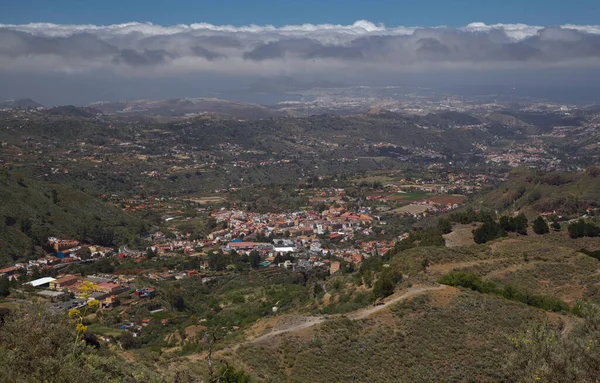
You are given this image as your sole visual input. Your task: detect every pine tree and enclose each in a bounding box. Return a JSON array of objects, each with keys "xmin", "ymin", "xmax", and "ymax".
[{"xmin": 533, "ymin": 216, "xmax": 550, "ymax": 235}]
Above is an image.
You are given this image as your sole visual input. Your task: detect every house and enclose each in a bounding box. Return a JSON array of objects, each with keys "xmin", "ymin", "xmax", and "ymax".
[
  {"xmin": 102, "ymin": 295, "xmax": 120, "ymax": 308},
  {"xmin": 97, "ymin": 282, "xmax": 121, "ymax": 294},
  {"xmin": 0, "ymin": 266, "xmax": 18, "ymax": 278},
  {"xmin": 26, "ymin": 277, "xmax": 56, "ymax": 288},
  {"xmin": 134, "ymin": 288, "xmax": 155, "ymax": 298},
  {"xmin": 50, "ymin": 275, "xmax": 79, "ymax": 290}
]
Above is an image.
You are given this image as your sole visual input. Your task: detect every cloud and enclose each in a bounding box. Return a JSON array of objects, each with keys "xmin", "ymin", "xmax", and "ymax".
[
  {"xmin": 1, "ymin": 20, "xmax": 600, "ymax": 77},
  {"xmin": 3, "ymin": 20, "xmax": 600, "ymax": 105}
]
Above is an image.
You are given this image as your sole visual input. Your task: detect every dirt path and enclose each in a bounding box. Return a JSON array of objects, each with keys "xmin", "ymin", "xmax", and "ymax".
[{"xmin": 249, "ymin": 284, "xmax": 447, "ymax": 344}]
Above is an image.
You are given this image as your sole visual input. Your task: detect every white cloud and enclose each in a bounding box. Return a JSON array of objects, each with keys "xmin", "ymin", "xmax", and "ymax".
[{"xmin": 1, "ymin": 20, "xmax": 600, "ymax": 78}]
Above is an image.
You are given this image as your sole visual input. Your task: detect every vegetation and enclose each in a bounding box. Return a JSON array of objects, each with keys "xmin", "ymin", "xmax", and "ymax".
[
  {"xmin": 237, "ymin": 290, "xmax": 545, "ymax": 382},
  {"xmin": 0, "ymin": 303, "xmax": 166, "ymax": 383},
  {"xmin": 533, "ymin": 216, "xmax": 550, "ymax": 235},
  {"xmin": 568, "ymin": 219, "xmax": 600, "ymax": 239},
  {"xmin": 472, "ymin": 213, "xmax": 529, "ymax": 244},
  {"xmin": 439, "ymin": 271, "xmax": 570, "ymax": 313},
  {"xmin": 479, "ymin": 168, "xmax": 600, "ymax": 216},
  {"xmin": 505, "ymin": 304, "xmax": 600, "ymax": 382},
  {"xmin": 0, "ymin": 172, "xmax": 148, "ymax": 265}
]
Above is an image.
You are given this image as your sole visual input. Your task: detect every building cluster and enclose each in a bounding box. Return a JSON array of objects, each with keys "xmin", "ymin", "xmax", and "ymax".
[{"xmin": 209, "ymin": 207, "xmax": 375, "ymax": 241}]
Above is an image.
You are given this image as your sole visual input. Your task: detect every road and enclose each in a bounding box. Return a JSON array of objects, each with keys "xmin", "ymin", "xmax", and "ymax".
[{"xmin": 249, "ymin": 284, "xmax": 446, "ymax": 344}]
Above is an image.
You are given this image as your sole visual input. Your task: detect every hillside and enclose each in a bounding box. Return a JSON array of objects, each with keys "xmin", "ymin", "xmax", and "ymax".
[
  {"xmin": 231, "ymin": 231, "xmax": 600, "ymax": 382},
  {"xmin": 0, "ymin": 98, "xmax": 43, "ymax": 109},
  {"xmin": 87, "ymin": 98, "xmax": 287, "ymax": 119},
  {"xmin": 0, "ymin": 173, "xmax": 147, "ymax": 265},
  {"xmin": 478, "ymin": 168, "xmax": 600, "ymax": 216}
]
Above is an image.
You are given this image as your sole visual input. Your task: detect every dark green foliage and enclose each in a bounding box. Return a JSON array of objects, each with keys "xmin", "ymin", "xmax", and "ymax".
[
  {"xmin": 473, "ymin": 218, "xmax": 503, "ymax": 244},
  {"xmin": 119, "ymin": 330, "xmax": 142, "ymax": 350},
  {"xmin": 513, "ymin": 213, "xmax": 529, "ymax": 235},
  {"xmin": 371, "ymin": 275, "xmax": 395, "ymax": 301},
  {"xmin": 0, "ymin": 276, "xmax": 10, "ymax": 297},
  {"xmin": 448, "ymin": 208, "xmax": 495, "ymax": 225},
  {"xmin": 212, "ymin": 365, "xmax": 251, "ymax": 383},
  {"xmin": 580, "ymin": 248, "xmax": 600, "ymax": 261},
  {"xmin": 437, "ymin": 217, "xmax": 453, "ymax": 234},
  {"xmin": 473, "ymin": 214, "xmax": 529, "ymax": 244},
  {"xmin": 249, "ymin": 250, "xmax": 261, "ymax": 269},
  {"xmin": 393, "ymin": 228, "xmax": 446, "ymax": 253},
  {"xmin": 439, "ymin": 271, "xmax": 570, "ymax": 313},
  {"xmin": 568, "ymin": 219, "xmax": 600, "ymax": 239},
  {"xmin": 532, "ymin": 216, "xmax": 550, "ymax": 235}
]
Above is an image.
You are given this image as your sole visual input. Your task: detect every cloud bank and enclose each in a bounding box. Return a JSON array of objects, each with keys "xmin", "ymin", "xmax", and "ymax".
[{"xmin": 2, "ymin": 20, "xmax": 600, "ymax": 77}]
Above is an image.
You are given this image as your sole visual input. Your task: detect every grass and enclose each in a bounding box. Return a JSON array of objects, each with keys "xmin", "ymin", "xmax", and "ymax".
[
  {"xmin": 388, "ymin": 191, "xmax": 432, "ymax": 201},
  {"xmin": 87, "ymin": 324, "xmax": 123, "ymax": 337}
]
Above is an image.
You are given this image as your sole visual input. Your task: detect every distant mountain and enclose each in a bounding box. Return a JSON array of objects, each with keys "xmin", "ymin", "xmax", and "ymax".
[
  {"xmin": 88, "ymin": 98, "xmax": 287, "ymax": 119},
  {"xmin": 426, "ymin": 111, "xmax": 482, "ymax": 126},
  {"xmin": 0, "ymin": 98, "xmax": 43, "ymax": 109},
  {"xmin": 45, "ymin": 105, "xmax": 101, "ymax": 118}
]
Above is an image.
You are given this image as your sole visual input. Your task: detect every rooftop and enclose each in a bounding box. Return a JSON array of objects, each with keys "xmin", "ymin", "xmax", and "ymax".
[{"xmin": 27, "ymin": 277, "xmax": 56, "ymax": 287}]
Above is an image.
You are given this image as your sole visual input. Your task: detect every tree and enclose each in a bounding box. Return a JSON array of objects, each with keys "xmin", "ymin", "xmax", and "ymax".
[
  {"xmin": 551, "ymin": 221, "xmax": 561, "ymax": 231},
  {"xmin": 371, "ymin": 275, "xmax": 395, "ymax": 301},
  {"xmin": 249, "ymin": 250, "xmax": 261, "ymax": 269},
  {"xmin": 532, "ymin": 216, "xmax": 550, "ymax": 235},
  {"xmin": 146, "ymin": 247, "xmax": 157, "ymax": 258},
  {"xmin": 170, "ymin": 291, "xmax": 186, "ymax": 312},
  {"xmin": 208, "ymin": 250, "xmax": 228, "ymax": 271},
  {"xmin": 0, "ymin": 276, "xmax": 10, "ymax": 297},
  {"xmin": 76, "ymin": 247, "xmax": 92, "ymax": 260},
  {"xmin": 118, "ymin": 330, "xmax": 141, "ymax": 350},
  {"xmin": 514, "ymin": 213, "xmax": 529, "ymax": 235},
  {"xmin": 437, "ymin": 218, "xmax": 452, "ymax": 234}
]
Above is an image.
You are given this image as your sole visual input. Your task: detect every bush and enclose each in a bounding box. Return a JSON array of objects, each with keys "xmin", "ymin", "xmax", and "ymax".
[
  {"xmin": 438, "ymin": 271, "xmax": 570, "ymax": 313},
  {"xmin": 371, "ymin": 275, "xmax": 395, "ymax": 301}
]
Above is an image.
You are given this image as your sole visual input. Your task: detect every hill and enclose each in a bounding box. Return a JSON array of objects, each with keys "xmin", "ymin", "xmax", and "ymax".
[
  {"xmin": 0, "ymin": 98, "xmax": 43, "ymax": 109},
  {"xmin": 0, "ymin": 173, "xmax": 147, "ymax": 265},
  {"xmin": 477, "ymin": 168, "xmax": 600, "ymax": 216},
  {"xmin": 233, "ymin": 230, "xmax": 600, "ymax": 382},
  {"xmin": 87, "ymin": 98, "xmax": 287, "ymax": 119}
]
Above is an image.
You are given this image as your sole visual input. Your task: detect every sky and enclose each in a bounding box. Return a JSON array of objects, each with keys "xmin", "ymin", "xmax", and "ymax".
[
  {"xmin": 2, "ymin": 0, "xmax": 600, "ymax": 105},
  {"xmin": 3, "ymin": 0, "xmax": 600, "ymax": 27}
]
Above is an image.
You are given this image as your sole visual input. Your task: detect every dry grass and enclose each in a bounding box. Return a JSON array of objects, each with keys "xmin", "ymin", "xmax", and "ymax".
[
  {"xmin": 236, "ymin": 289, "xmax": 547, "ymax": 382},
  {"xmin": 443, "ymin": 223, "xmax": 478, "ymax": 247}
]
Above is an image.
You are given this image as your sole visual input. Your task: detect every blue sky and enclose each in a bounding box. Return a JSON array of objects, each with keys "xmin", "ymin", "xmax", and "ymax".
[{"xmin": 2, "ymin": 0, "xmax": 600, "ymax": 26}]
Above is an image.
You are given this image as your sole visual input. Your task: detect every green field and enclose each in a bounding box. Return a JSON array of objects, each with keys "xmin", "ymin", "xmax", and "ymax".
[{"xmin": 388, "ymin": 191, "xmax": 432, "ymax": 201}]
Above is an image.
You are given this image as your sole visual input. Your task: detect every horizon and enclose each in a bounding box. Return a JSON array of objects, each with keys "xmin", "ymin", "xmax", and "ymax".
[{"xmin": 2, "ymin": 1, "xmax": 600, "ymax": 105}]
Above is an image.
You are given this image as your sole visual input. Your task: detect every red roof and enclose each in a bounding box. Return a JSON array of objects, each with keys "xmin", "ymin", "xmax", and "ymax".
[{"xmin": 227, "ymin": 242, "xmax": 257, "ymax": 248}]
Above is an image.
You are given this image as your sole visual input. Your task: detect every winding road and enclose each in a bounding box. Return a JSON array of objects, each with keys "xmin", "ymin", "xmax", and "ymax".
[{"xmin": 249, "ymin": 284, "xmax": 447, "ymax": 344}]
